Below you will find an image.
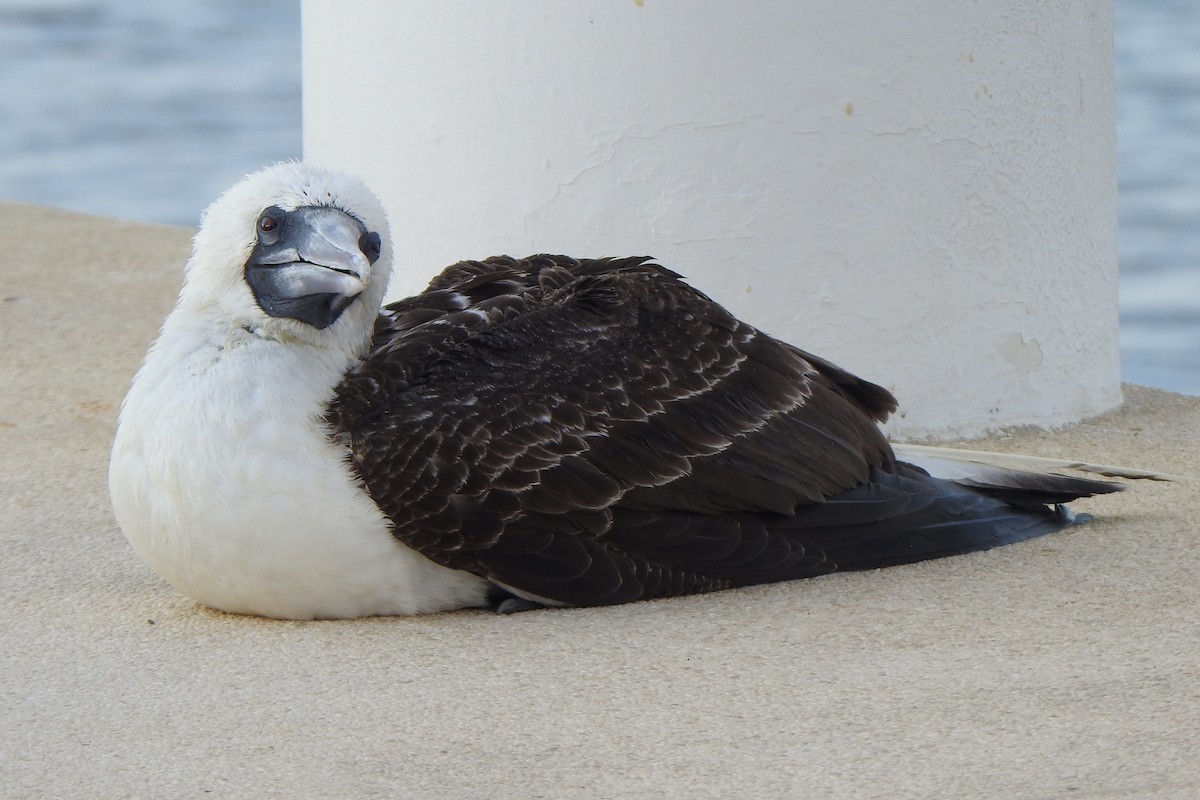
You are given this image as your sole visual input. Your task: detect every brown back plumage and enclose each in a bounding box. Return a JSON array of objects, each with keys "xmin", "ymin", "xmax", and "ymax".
[{"xmin": 328, "ymin": 255, "xmax": 1116, "ymax": 608}]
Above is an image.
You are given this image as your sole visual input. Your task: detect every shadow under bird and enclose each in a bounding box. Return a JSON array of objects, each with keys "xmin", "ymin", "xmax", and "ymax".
[{"xmin": 108, "ymin": 162, "xmax": 1122, "ymax": 620}]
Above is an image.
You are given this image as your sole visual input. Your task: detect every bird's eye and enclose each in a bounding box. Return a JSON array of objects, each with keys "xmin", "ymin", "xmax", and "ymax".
[
  {"xmin": 360, "ymin": 231, "xmax": 382, "ymax": 264},
  {"xmin": 257, "ymin": 206, "xmax": 286, "ymax": 239}
]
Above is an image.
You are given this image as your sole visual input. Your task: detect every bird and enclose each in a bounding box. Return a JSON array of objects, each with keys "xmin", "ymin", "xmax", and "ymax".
[{"xmin": 109, "ymin": 162, "xmax": 1122, "ymax": 620}]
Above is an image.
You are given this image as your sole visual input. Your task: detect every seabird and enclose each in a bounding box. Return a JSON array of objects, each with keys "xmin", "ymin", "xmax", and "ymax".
[{"xmin": 109, "ymin": 162, "xmax": 1121, "ymax": 619}]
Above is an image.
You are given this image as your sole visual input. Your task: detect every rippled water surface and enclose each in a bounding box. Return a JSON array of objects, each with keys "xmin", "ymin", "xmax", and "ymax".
[
  {"xmin": 1, "ymin": 0, "xmax": 1195, "ymax": 394},
  {"xmin": 0, "ymin": 0, "xmax": 300, "ymax": 223},
  {"xmin": 1114, "ymin": 0, "xmax": 1200, "ymax": 394}
]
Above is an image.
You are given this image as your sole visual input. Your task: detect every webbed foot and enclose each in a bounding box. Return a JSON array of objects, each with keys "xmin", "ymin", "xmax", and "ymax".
[{"xmin": 495, "ymin": 597, "xmax": 547, "ymax": 614}]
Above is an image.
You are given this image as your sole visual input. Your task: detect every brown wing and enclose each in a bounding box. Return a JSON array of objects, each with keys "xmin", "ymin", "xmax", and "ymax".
[{"xmin": 328, "ymin": 255, "xmax": 904, "ymax": 605}]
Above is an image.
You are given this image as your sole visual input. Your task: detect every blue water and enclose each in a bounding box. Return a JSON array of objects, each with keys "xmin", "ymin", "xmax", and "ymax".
[
  {"xmin": 1, "ymin": 0, "xmax": 1196, "ymax": 395},
  {"xmin": 0, "ymin": 0, "xmax": 300, "ymax": 223},
  {"xmin": 1114, "ymin": 0, "xmax": 1200, "ymax": 395}
]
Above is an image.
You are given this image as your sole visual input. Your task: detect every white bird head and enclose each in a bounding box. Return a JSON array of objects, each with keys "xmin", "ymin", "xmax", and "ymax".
[{"xmin": 176, "ymin": 162, "xmax": 392, "ymax": 351}]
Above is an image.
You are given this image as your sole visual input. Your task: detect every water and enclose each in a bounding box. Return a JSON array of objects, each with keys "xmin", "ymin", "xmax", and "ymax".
[
  {"xmin": 0, "ymin": 0, "xmax": 300, "ymax": 224},
  {"xmin": 0, "ymin": 1, "xmax": 1196, "ymax": 395},
  {"xmin": 1114, "ymin": 0, "xmax": 1200, "ymax": 395}
]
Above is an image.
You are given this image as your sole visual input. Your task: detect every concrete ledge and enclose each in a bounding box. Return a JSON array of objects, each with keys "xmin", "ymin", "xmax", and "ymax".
[{"xmin": 2, "ymin": 204, "xmax": 1196, "ymax": 799}]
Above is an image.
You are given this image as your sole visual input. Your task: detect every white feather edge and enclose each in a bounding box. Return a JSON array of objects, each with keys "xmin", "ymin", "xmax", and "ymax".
[{"xmin": 892, "ymin": 443, "xmax": 1188, "ymax": 483}]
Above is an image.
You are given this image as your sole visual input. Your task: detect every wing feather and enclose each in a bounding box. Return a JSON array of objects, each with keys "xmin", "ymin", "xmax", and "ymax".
[{"xmin": 328, "ymin": 255, "xmax": 1107, "ymax": 608}]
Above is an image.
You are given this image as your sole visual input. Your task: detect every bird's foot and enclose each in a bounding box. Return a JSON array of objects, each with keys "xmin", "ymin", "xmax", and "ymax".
[
  {"xmin": 495, "ymin": 597, "xmax": 547, "ymax": 614},
  {"xmin": 487, "ymin": 585, "xmax": 549, "ymax": 614}
]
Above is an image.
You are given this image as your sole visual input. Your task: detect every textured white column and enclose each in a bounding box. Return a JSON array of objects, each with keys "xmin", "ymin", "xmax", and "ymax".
[{"xmin": 302, "ymin": 0, "xmax": 1121, "ymax": 440}]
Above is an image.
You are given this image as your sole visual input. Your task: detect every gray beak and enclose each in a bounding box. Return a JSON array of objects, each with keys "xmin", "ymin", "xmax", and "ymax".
[{"xmin": 244, "ymin": 205, "xmax": 382, "ymax": 329}]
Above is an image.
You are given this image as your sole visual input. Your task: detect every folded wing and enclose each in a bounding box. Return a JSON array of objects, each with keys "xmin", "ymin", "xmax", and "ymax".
[{"xmin": 328, "ymin": 255, "xmax": 1119, "ymax": 607}]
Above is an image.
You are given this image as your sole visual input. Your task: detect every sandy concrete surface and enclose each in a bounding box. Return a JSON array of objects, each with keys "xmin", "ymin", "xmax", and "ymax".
[{"xmin": 2, "ymin": 202, "xmax": 1197, "ymax": 800}]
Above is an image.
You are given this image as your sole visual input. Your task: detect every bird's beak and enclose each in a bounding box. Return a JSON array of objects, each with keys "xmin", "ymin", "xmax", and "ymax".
[{"xmin": 244, "ymin": 205, "xmax": 380, "ymax": 330}]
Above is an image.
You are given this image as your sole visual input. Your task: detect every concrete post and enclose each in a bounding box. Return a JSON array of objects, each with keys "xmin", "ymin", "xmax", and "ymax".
[{"xmin": 302, "ymin": 0, "xmax": 1121, "ymax": 440}]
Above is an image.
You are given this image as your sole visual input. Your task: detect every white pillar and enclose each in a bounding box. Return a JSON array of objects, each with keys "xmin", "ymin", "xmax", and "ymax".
[{"xmin": 302, "ymin": 0, "xmax": 1121, "ymax": 440}]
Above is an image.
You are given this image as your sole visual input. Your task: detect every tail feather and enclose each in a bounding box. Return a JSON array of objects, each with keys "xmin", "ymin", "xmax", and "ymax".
[
  {"xmin": 605, "ymin": 454, "xmax": 1124, "ymax": 596},
  {"xmin": 770, "ymin": 463, "xmax": 1115, "ymax": 574},
  {"xmin": 893, "ymin": 447, "xmax": 1125, "ymax": 509},
  {"xmin": 893, "ymin": 442, "xmax": 1177, "ymax": 483}
]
